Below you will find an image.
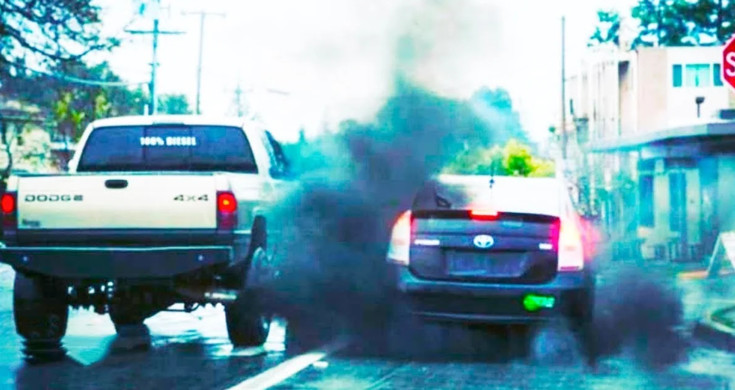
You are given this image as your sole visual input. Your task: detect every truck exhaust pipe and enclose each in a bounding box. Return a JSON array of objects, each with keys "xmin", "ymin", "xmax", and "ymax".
[{"xmin": 176, "ymin": 287, "xmax": 239, "ymax": 304}]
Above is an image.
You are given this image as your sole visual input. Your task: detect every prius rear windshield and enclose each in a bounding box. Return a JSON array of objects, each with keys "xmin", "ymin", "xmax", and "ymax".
[{"xmin": 77, "ymin": 125, "xmax": 258, "ymax": 173}]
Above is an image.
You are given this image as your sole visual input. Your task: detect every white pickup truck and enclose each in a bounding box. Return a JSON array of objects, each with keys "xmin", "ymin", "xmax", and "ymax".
[{"xmin": 0, "ymin": 115, "xmax": 292, "ymax": 361}]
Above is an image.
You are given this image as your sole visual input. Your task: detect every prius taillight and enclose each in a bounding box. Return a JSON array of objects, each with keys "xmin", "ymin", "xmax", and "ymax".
[
  {"xmin": 557, "ymin": 217, "xmax": 584, "ymax": 272},
  {"xmin": 386, "ymin": 210, "xmax": 412, "ymax": 265},
  {"xmin": 217, "ymin": 191, "xmax": 237, "ymax": 230}
]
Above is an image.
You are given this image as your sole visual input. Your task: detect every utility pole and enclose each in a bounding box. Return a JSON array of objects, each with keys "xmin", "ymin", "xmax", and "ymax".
[
  {"xmin": 127, "ymin": 0, "xmax": 184, "ymax": 115},
  {"xmin": 561, "ymin": 16, "xmax": 567, "ymax": 161},
  {"xmin": 150, "ymin": 17, "xmax": 160, "ymax": 114},
  {"xmin": 184, "ymin": 10, "xmax": 226, "ymax": 115},
  {"xmin": 232, "ymin": 83, "xmax": 247, "ymax": 117}
]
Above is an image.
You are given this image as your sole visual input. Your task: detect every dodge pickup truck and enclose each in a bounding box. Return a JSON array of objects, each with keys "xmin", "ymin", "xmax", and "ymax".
[{"xmin": 0, "ymin": 115, "xmax": 292, "ymax": 361}]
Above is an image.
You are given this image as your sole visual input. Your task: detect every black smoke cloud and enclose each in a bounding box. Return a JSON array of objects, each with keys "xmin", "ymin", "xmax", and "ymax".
[
  {"xmin": 265, "ymin": 76, "xmax": 689, "ymax": 367},
  {"xmin": 266, "ymin": 77, "xmax": 495, "ymax": 349},
  {"xmin": 590, "ymin": 260, "xmax": 687, "ymax": 368}
]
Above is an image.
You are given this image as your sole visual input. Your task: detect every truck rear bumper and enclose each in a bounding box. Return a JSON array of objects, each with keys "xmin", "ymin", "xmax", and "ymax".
[{"xmin": 0, "ymin": 246, "xmax": 233, "ymax": 279}]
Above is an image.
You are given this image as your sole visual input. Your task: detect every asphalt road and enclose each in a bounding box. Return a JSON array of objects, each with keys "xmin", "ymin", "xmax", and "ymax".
[{"xmin": 0, "ymin": 263, "xmax": 733, "ymax": 390}]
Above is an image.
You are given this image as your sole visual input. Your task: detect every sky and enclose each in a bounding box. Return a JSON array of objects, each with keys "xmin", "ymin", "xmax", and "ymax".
[{"xmin": 91, "ymin": 0, "xmax": 636, "ymax": 143}]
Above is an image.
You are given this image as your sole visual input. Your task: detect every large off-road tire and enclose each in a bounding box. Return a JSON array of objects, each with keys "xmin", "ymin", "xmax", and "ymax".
[
  {"xmin": 13, "ymin": 273, "xmax": 69, "ymax": 362},
  {"xmin": 224, "ymin": 217, "xmax": 268, "ymax": 289},
  {"xmin": 225, "ymin": 218, "xmax": 273, "ymax": 348},
  {"xmin": 109, "ymin": 305, "xmax": 147, "ymax": 327},
  {"xmin": 108, "ymin": 303, "xmax": 159, "ymax": 338},
  {"xmin": 225, "ymin": 290, "xmax": 270, "ymax": 347}
]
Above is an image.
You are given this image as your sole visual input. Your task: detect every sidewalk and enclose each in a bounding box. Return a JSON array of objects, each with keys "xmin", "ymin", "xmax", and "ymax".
[
  {"xmin": 694, "ymin": 302, "xmax": 735, "ymax": 351},
  {"xmin": 675, "ymin": 264, "xmax": 735, "ymax": 351}
]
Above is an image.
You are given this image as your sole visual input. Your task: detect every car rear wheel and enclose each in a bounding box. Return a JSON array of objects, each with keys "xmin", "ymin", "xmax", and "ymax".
[{"xmin": 13, "ymin": 273, "xmax": 69, "ymax": 362}]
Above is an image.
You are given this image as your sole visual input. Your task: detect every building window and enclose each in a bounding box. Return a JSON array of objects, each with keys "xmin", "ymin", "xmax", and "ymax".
[
  {"xmin": 673, "ymin": 63, "xmax": 725, "ymax": 88},
  {"xmin": 639, "ymin": 175, "xmax": 654, "ymax": 227},
  {"xmin": 685, "ymin": 63, "xmax": 712, "ymax": 87},
  {"xmin": 714, "ymin": 63, "xmax": 724, "ymax": 86},
  {"xmin": 673, "ymin": 64, "xmax": 682, "ymax": 87}
]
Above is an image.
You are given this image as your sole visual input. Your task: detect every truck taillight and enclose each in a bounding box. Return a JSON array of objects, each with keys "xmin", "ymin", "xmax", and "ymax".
[
  {"xmin": 387, "ymin": 210, "xmax": 412, "ymax": 266},
  {"xmin": 217, "ymin": 191, "xmax": 237, "ymax": 230},
  {"xmin": 1, "ymin": 192, "xmax": 16, "ymax": 230},
  {"xmin": 558, "ymin": 217, "xmax": 584, "ymax": 272}
]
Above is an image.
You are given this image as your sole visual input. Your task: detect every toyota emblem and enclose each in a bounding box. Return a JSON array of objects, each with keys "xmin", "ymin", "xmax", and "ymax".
[{"xmin": 473, "ymin": 234, "xmax": 495, "ymax": 249}]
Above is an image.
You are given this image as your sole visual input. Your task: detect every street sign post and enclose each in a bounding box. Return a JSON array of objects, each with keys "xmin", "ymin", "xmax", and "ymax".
[{"xmin": 722, "ymin": 35, "xmax": 735, "ymax": 91}]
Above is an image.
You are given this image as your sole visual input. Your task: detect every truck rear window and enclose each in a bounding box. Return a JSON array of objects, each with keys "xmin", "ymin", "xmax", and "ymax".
[{"xmin": 76, "ymin": 125, "xmax": 258, "ymax": 173}]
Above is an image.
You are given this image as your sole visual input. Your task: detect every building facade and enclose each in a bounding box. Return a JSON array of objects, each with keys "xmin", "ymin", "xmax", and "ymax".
[{"xmin": 566, "ymin": 45, "xmax": 735, "ymax": 262}]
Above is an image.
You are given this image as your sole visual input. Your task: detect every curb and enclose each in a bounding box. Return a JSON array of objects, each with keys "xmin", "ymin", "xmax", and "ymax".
[{"xmin": 693, "ymin": 306, "xmax": 735, "ymax": 351}]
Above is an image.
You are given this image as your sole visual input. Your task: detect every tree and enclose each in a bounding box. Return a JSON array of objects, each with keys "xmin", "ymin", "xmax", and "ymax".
[
  {"xmin": 0, "ymin": 0, "xmax": 114, "ymax": 73},
  {"xmin": 53, "ymin": 91, "xmax": 84, "ymax": 141},
  {"xmin": 688, "ymin": 0, "xmax": 735, "ymax": 44},
  {"xmin": 442, "ymin": 139, "xmax": 555, "ymax": 178},
  {"xmin": 442, "ymin": 145, "xmax": 506, "ymax": 176},
  {"xmin": 158, "ymin": 94, "xmax": 192, "ymax": 115},
  {"xmin": 594, "ymin": 0, "xmax": 735, "ymax": 48},
  {"xmin": 632, "ymin": 0, "xmax": 692, "ymax": 46},
  {"xmin": 588, "ymin": 10, "xmax": 621, "ymax": 47},
  {"xmin": 4, "ymin": 60, "xmax": 147, "ymax": 140},
  {"xmin": 503, "ymin": 139, "xmax": 534, "ymax": 176}
]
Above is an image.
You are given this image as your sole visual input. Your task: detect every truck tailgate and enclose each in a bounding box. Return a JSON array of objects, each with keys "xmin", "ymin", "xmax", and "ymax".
[{"xmin": 17, "ymin": 174, "xmax": 218, "ymax": 230}]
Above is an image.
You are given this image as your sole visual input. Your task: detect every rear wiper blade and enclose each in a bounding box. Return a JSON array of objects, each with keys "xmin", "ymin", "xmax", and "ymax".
[{"xmin": 434, "ymin": 191, "xmax": 452, "ymax": 208}]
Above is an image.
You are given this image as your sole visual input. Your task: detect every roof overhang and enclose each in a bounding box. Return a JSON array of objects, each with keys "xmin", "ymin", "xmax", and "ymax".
[{"xmin": 587, "ymin": 120, "xmax": 735, "ymax": 153}]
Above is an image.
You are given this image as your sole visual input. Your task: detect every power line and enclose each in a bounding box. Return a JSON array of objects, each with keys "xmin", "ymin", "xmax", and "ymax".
[{"xmin": 6, "ymin": 62, "xmax": 147, "ymax": 88}]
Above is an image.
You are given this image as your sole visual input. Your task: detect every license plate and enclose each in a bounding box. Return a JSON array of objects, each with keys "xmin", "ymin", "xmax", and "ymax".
[{"xmin": 447, "ymin": 252, "xmax": 523, "ymax": 277}]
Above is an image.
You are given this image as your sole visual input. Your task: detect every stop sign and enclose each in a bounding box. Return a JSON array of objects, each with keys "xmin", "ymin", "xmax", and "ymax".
[{"xmin": 723, "ymin": 35, "xmax": 735, "ymax": 91}]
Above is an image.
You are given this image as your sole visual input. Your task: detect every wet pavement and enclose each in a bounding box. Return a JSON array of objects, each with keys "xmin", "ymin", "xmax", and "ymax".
[{"xmin": 0, "ymin": 263, "xmax": 733, "ymax": 389}]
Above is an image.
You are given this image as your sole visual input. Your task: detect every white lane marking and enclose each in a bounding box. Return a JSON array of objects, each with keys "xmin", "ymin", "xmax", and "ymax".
[
  {"xmin": 211, "ymin": 345, "xmax": 267, "ymax": 358},
  {"xmin": 227, "ymin": 338, "xmax": 349, "ymax": 390}
]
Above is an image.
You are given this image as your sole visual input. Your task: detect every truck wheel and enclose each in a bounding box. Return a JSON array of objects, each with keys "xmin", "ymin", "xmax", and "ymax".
[
  {"xmin": 13, "ymin": 273, "xmax": 69, "ymax": 362},
  {"xmin": 225, "ymin": 290, "xmax": 270, "ymax": 347},
  {"xmin": 109, "ymin": 304, "xmax": 148, "ymax": 333},
  {"xmin": 224, "ymin": 217, "xmax": 268, "ymax": 289}
]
